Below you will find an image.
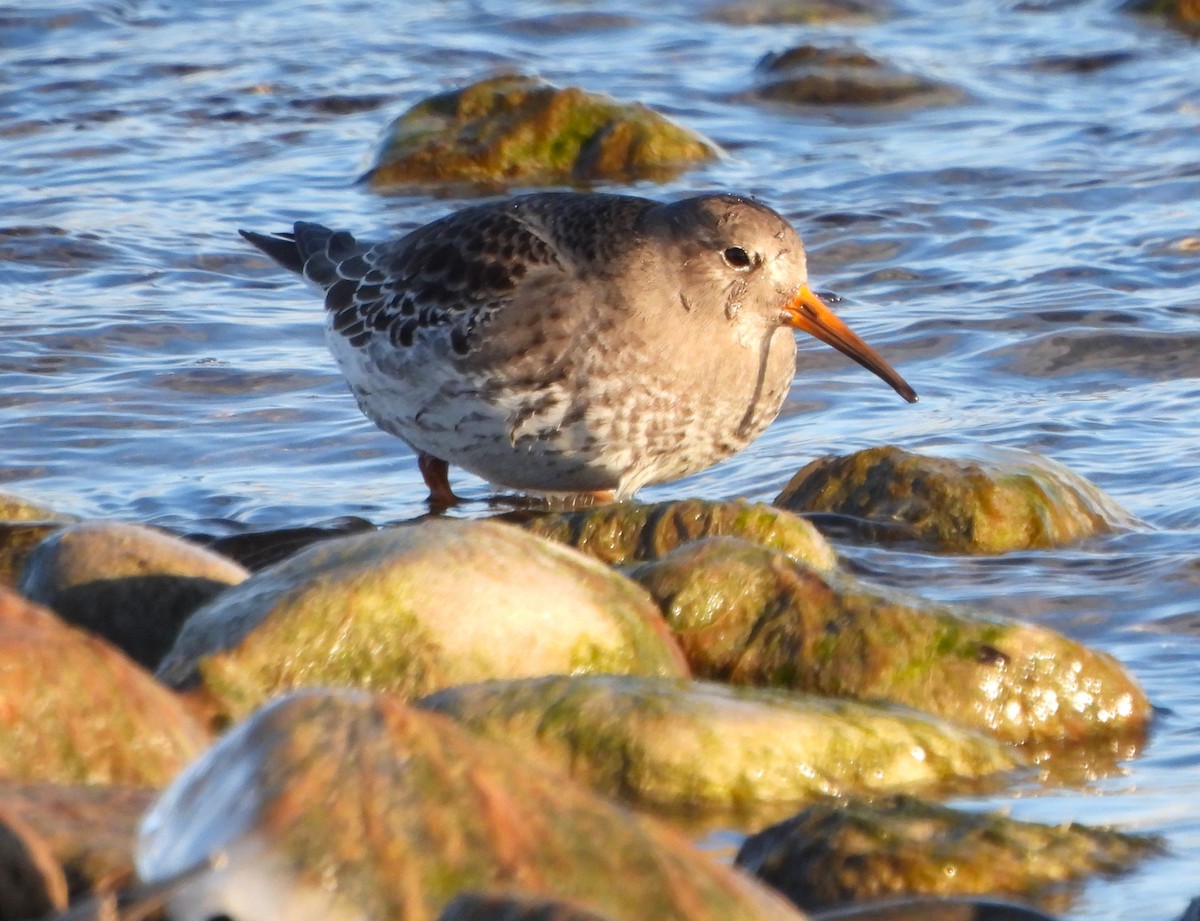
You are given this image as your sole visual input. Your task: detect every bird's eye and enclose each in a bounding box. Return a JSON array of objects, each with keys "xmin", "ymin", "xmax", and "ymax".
[{"xmin": 722, "ymin": 246, "xmax": 753, "ymax": 270}]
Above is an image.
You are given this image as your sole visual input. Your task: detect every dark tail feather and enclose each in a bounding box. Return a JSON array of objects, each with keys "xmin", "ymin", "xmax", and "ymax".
[{"xmin": 239, "ymin": 222, "xmax": 338, "ymax": 276}]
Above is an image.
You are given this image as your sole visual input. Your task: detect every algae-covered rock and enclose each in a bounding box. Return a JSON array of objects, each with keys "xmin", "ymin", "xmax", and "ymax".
[
  {"xmin": 0, "ymin": 782, "xmax": 156, "ymax": 903},
  {"xmin": 419, "ymin": 675, "xmax": 1017, "ymax": 812},
  {"xmin": 157, "ymin": 519, "xmax": 687, "ymax": 721},
  {"xmin": 0, "ymin": 587, "xmax": 209, "ymax": 786},
  {"xmin": 707, "ymin": 0, "xmax": 891, "ymax": 25},
  {"xmin": 19, "ymin": 521, "xmax": 249, "ymax": 669},
  {"xmin": 513, "ymin": 499, "xmax": 836, "ymax": 570},
  {"xmin": 136, "ymin": 690, "xmax": 806, "ymax": 921},
  {"xmin": 629, "ymin": 538, "xmax": 1149, "ymax": 744},
  {"xmin": 1122, "ymin": 0, "xmax": 1200, "ymax": 35},
  {"xmin": 0, "ymin": 492, "xmax": 73, "ymax": 523},
  {"xmin": 752, "ymin": 45, "xmax": 959, "ymax": 107},
  {"xmin": 735, "ymin": 795, "xmax": 1163, "ymax": 910},
  {"xmin": 775, "ymin": 447, "xmax": 1132, "ymax": 554},
  {"xmin": 0, "ymin": 522, "xmax": 62, "ymax": 588},
  {"xmin": 365, "ymin": 75, "xmax": 719, "ymax": 191}
]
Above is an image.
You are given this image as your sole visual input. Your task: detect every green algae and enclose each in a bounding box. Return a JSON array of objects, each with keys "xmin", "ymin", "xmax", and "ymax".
[
  {"xmin": 629, "ymin": 538, "xmax": 1150, "ymax": 744},
  {"xmin": 736, "ymin": 794, "xmax": 1164, "ymax": 911},
  {"xmin": 366, "ymin": 75, "xmax": 719, "ymax": 191},
  {"xmin": 419, "ymin": 675, "xmax": 1018, "ymax": 813},
  {"xmin": 776, "ymin": 446, "xmax": 1133, "ymax": 554},
  {"xmin": 514, "ymin": 498, "xmax": 836, "ymax": 570}
]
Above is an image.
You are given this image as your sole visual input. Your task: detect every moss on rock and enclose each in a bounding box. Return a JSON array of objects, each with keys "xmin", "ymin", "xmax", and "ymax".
[
  {"xmin": 775, "ymin": 447, "xmax": 1132, "ymax": 554},
  {"xmin": 366, "ymin": 75, "xmax": 719, "ymax": 191}
]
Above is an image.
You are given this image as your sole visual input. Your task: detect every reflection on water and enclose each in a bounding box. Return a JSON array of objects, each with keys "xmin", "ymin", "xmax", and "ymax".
[{"xmin": 2, "ymin": 1, "xmax": 1200, "ymax": 917}]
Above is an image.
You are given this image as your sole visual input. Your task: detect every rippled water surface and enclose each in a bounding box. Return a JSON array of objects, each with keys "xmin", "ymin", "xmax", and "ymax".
[{"xmin": 4, "ymin": 1, "xmax": 1200, "ymax": 916}]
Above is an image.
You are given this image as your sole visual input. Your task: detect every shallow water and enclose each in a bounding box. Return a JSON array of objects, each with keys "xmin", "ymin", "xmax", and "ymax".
[{"xmin": 3, "ymin": 0, "xmax": 1200, "ymax": 916}]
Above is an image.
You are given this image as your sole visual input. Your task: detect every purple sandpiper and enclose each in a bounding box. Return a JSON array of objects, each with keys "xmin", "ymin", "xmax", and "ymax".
[{"xmin": 241, "ymin": 192, "xmax": 916, "ymax": 504}]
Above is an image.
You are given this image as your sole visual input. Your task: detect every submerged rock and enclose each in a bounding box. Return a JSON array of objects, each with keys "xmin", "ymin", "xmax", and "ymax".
[
  {"xmin": 19, "ymin": 521, "xmax": 248, "ymax": 669},
  {"xmin": 775, "ymin": 447, "xmax": 1132, "ymax": 554},
  {"xmin": 0, "ymin": 586, "xmax": 208, "ymax": 786},
  {"xmin": 136, "ymin": 690, "xmax": 805, "ymax": 921},
  {"xmin": 706, "ymin": 0, "xmax": 891, "ymax": 25},
  {"xmin": 0, "ymin": 522, "xmax": 62, "ymax": 589},
  {"xmin": 735, "ymin": 795, "xmax": 1163, "ymax": 910},
  {"xmin": 1121, "ymin": 0, "xmax": 1200, "ymax": 35},
  {"xmin": 0, "ymin": 491, "xmax": 72, "ymax": 523},
  {"xmin": 366, "ymin": 75, "xmax": 719, "ymax": 191},
  {"xmin": 629, "ymin": 538, "xmax": 1150, "ymax": 744},
  {"xmin": 801, "ymin": 897, "xmax": 1061, "ymax": 921},
  {"xmin": 513, "ymin": 498, "xmax": 836, "ymax": 569},
  {"xmin": 752, "ymin": 45, "xmax": 959, "ymax": 107},
  {"xmin": 157, "ymin": 519, "xmax": 687, "ymax": 721},
  {"xmin": 419, "ymin": 675, "xmax": 1018, "ymax": 812}
]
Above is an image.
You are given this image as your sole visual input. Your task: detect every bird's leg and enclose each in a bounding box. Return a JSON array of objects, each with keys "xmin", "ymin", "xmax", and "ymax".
[{"xmin": 418, "ymin": 453, "xmax": 460, "ymax": 507}]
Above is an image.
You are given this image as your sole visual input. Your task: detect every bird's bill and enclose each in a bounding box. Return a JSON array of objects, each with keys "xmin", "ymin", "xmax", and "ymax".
[{"xmin": 783, "ymin": 285, "xmax": 918, "ymax": 403}]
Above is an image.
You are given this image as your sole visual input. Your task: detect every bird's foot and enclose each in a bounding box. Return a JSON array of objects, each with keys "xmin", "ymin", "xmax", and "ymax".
[{"xmin": 418, "ymin": 453, "xmax": 462, "ymax": 509}]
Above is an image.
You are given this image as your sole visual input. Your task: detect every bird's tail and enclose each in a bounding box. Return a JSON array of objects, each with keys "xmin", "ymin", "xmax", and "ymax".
[{"xmin": 239, "ymin": 222, "xmax": 348, "ymax": 280}]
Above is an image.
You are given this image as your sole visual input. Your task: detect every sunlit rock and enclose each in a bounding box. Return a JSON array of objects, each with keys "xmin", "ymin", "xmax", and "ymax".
[
  {"xmin": 736, "ymin": 794, "xmax": 1163, "ymax": 911},
  {"xmin": 19, "ymin": 521, "xmax": 248, "ymax": 669},
  {"xmin": 136, "ymin": 690, "xmax": 806, "ymax": 921},
  {"xmin": 157, "ymin": 519, "xmax": 687, "ymax": 722},
  {"xmin": 512, "ymin": 498, "xmax": 836, "ymax": 569},
  {"xmin": 419, "ymin": 674, "xmax": 1018, "ymax": 813},
  {"xmin": 0, "ymin": 587, "xmax": 209, "ymax": 786},
  {"xmin": 775, "ymin": 447, "xmax": 1133, "ymax": 554},
  {"xmin": 628, "ymin": 538, "xmax": 1150, "ymax": 744},
  {"xmin": 365, "ymin": 75, "xmax": 719, "ymax": 191}
]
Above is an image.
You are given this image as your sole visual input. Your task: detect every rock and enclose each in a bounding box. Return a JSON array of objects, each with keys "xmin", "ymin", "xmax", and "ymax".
[
  {"xmin": 0, "ymin": 782, "xmax": 155, "ymax": 903},
  {"xmin": 751, "ymin": 44, "xmax": 960, "ymax": 107},
  {"xmin": 628, "ymin": 538, "xmax": 1150, "ymax": 744},
  {"xmin": 0, "ymin": 804, "xmax": 69, "ymax": 920},
  {"xmin": 775, "ymin": 447, "xmax": 1132, "ymax": 554},
  {"xmin": 0, "ymin": 587, "xmax": 209, "ymax": 785},
  {"xmin": 0, "ymin": 522, "xmax": 62, "ymax": 588},
  {"xmin": 812, "ymin": 898, "xmax": 1062, "ymax": 921},
  {"xmin": 1121, "ymin": 0, "xmax": 1200, "ymax": 35},
  {"xmin": 419, "ymin": 675, "xmax": 1018, "ymax": 813},
  {"xmin": 439, "ymin": 893, "xmax": 620, "ymax": 921},
  {"xmin": 18, "ymin": 521, "xmax": 248, "ymax": 669},
  {"xmin": 157, "ymin": 519, "xmax": 688, "ymax": 721},
  {"xmin": 136, "ymin": 690, "xmax": 806, "ymax": 921},
  {"xmin": 365, "ymin": 75, "xmax": 719, "ymax": 191},
  {"xmin": 706, "ymin": 0, "xmax": 891, "ymax": 25},
  {"xmin": 511, "ymin": 498, "xmax": 836, "ymax": 569},
  {"xmin": 735, "ymin": 795, "xmax": 1162, "ymax": 911},
  {"xmin": 0, "ymin": 491, "xmax": 72, "ymax": 523}
]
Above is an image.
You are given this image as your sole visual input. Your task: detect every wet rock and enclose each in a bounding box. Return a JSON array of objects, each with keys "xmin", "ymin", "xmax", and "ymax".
[
  {"xmin": 706, "ymin": 0, "xmax": 891, "ymax": 25},
  {"xmin": 752, "ymin": 45, "xmax": 960, "ymax": 107},
  {"xmin": 419, "ymin": 675, "xmax": 1018, "ymax": 813},
  {"xmin": 1121, "ymin": 0, "xmax": 1200, "ymax": 35},
  {"xmin": 0, "ymin": 521, "xmax": 62, "ymax": 588},
  {"xmin": 19, "ymin": 521, "xmax": 248, "ymax": 669},
  {"xmin": 0, "ymin": 782, "xmax": 155, "ymax": 903},
  {"xmin": 812, "ymin": 898, "xmax": 1062, "ymax": 921},
  {"xmin": 0, "ymin": 491, "xmax": 73, "ymax": 523},
  {"xmin": 735, "ymin": 795, "xmax": 1163, "ymax": 911},
  {"xmin": 0, "ymin": 587, "xmax": 209, "ymax": 785},
  {"xmin": 365, "ymin": 74, "xmax": 719, "ymax": 191},
  {"xmin": 628, "ymin": 538, "xmax": 1150, "ymax": 744},
  {"xmin": 775, "ymin": 447, "xmax": 1132, "ymax": 554},
  {"xmin": 157, "ymin": 519, "xmax": 688, "ymax": 721},
  {"xmin": 136, "ymin": 690, "xmax": 805, "ymax": 921},
  {"xmin": 439, "ymin": 893, "xmax": 619, "ymax": 921},
  {"xmin": 512, "ymin": 498, "xmax": 837, "ymax": 569},
  {"xmin": 0, "ymin": 804, "xmax": 69, "ymax": 920}
]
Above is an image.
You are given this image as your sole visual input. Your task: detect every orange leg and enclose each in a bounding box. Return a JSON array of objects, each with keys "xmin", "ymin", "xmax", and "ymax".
[{"xmin": 418, "ymin": 453, "xmax": 460, "ymax": 507}]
